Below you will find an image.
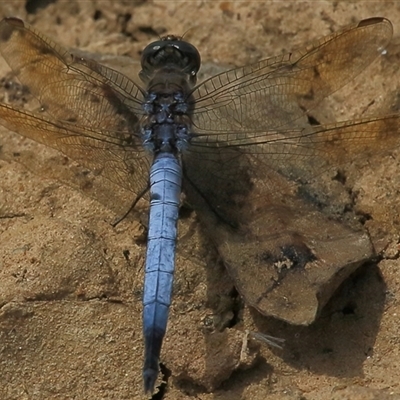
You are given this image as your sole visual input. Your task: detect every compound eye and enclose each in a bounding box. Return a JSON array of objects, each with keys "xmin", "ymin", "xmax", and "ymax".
[
  {"xmin": 141, "ymin": 37, "xmax": 201, "ymax": 76},
  {"xmin": 141, "ymin": 40, "xmax": 164, "ymax": 70}
]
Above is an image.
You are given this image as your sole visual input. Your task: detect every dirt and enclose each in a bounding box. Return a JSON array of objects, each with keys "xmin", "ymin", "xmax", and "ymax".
[{"xmin": 0, "ymin": 1, "xmax": 400, "ymax": 400}]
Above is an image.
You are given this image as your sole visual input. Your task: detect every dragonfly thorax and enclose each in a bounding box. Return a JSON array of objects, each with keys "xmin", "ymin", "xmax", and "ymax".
[{"xmin": 141, "ymin": 89, "xmax": 192, "ymax": 154}]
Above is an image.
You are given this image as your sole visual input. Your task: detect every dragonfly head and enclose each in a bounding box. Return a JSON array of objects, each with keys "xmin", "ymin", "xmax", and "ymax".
[{"xmin": 140, "ymin": 35, "xmax": 201, "ymax": 84}]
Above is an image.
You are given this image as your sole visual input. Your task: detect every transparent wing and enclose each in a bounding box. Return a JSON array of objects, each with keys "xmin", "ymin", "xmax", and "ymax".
[
  {"xmin": 183, "ymin": 17, "xmax": 397, "ymax": 222},
  {"xmin": 183, "ymin": 115, "xmax": 400, "ymax": 225},
  {"xmin": 0, "ymin": 104, "xmax": 150, "ymax": 195},
  {"xmin": 190, "ymin": 18, "xmax": 392, "ymax": 133},
  {"xmin": 0, "ymin": 18, "xmax": 145, "ymax": 127},
  {"xmin": 0, "ymin": 17, "xmax": 150, "ymax": 197}
]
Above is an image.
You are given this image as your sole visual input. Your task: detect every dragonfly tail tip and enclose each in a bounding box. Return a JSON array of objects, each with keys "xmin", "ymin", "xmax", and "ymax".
[{"xmin": 143, "ymin": 367, "xmax": 158, "ymax": 394}]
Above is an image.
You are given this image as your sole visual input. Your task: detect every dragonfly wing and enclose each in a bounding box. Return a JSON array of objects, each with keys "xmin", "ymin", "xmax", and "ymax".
[
  {"xmin": 0, "ymin": 17, "xmax": 150, "ymax": 200},
  {"xmin": 0, "ymin": 18, "xmax": 144, "ymax": 129},
  {"xmin": 0, "ymin": 104, "xmax": 150, "ymax": 197},
  {"xmin": 191, "ymin": 18, "xmax": 392, "ymax": 133}
]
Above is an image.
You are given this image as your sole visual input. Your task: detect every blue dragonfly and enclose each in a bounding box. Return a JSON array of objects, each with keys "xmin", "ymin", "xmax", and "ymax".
[{"xmin": 0, "ymin": 17, "xmax": 399, "ymax": 393}]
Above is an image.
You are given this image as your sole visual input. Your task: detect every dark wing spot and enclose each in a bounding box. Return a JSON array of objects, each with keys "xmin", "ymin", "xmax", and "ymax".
[
  {"xmin": 0, "ymin": 18, "xmax": 24, "ymax": 42},
  {"xmin": 358, "ymin": 17, "xmax": 385, "ymax": 27}
]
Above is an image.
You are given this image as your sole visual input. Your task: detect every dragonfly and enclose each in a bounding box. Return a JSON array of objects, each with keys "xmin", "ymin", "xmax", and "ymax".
[{"xmin": 0, "ymin": 16, "xmax": 399, "ymax": 393}]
